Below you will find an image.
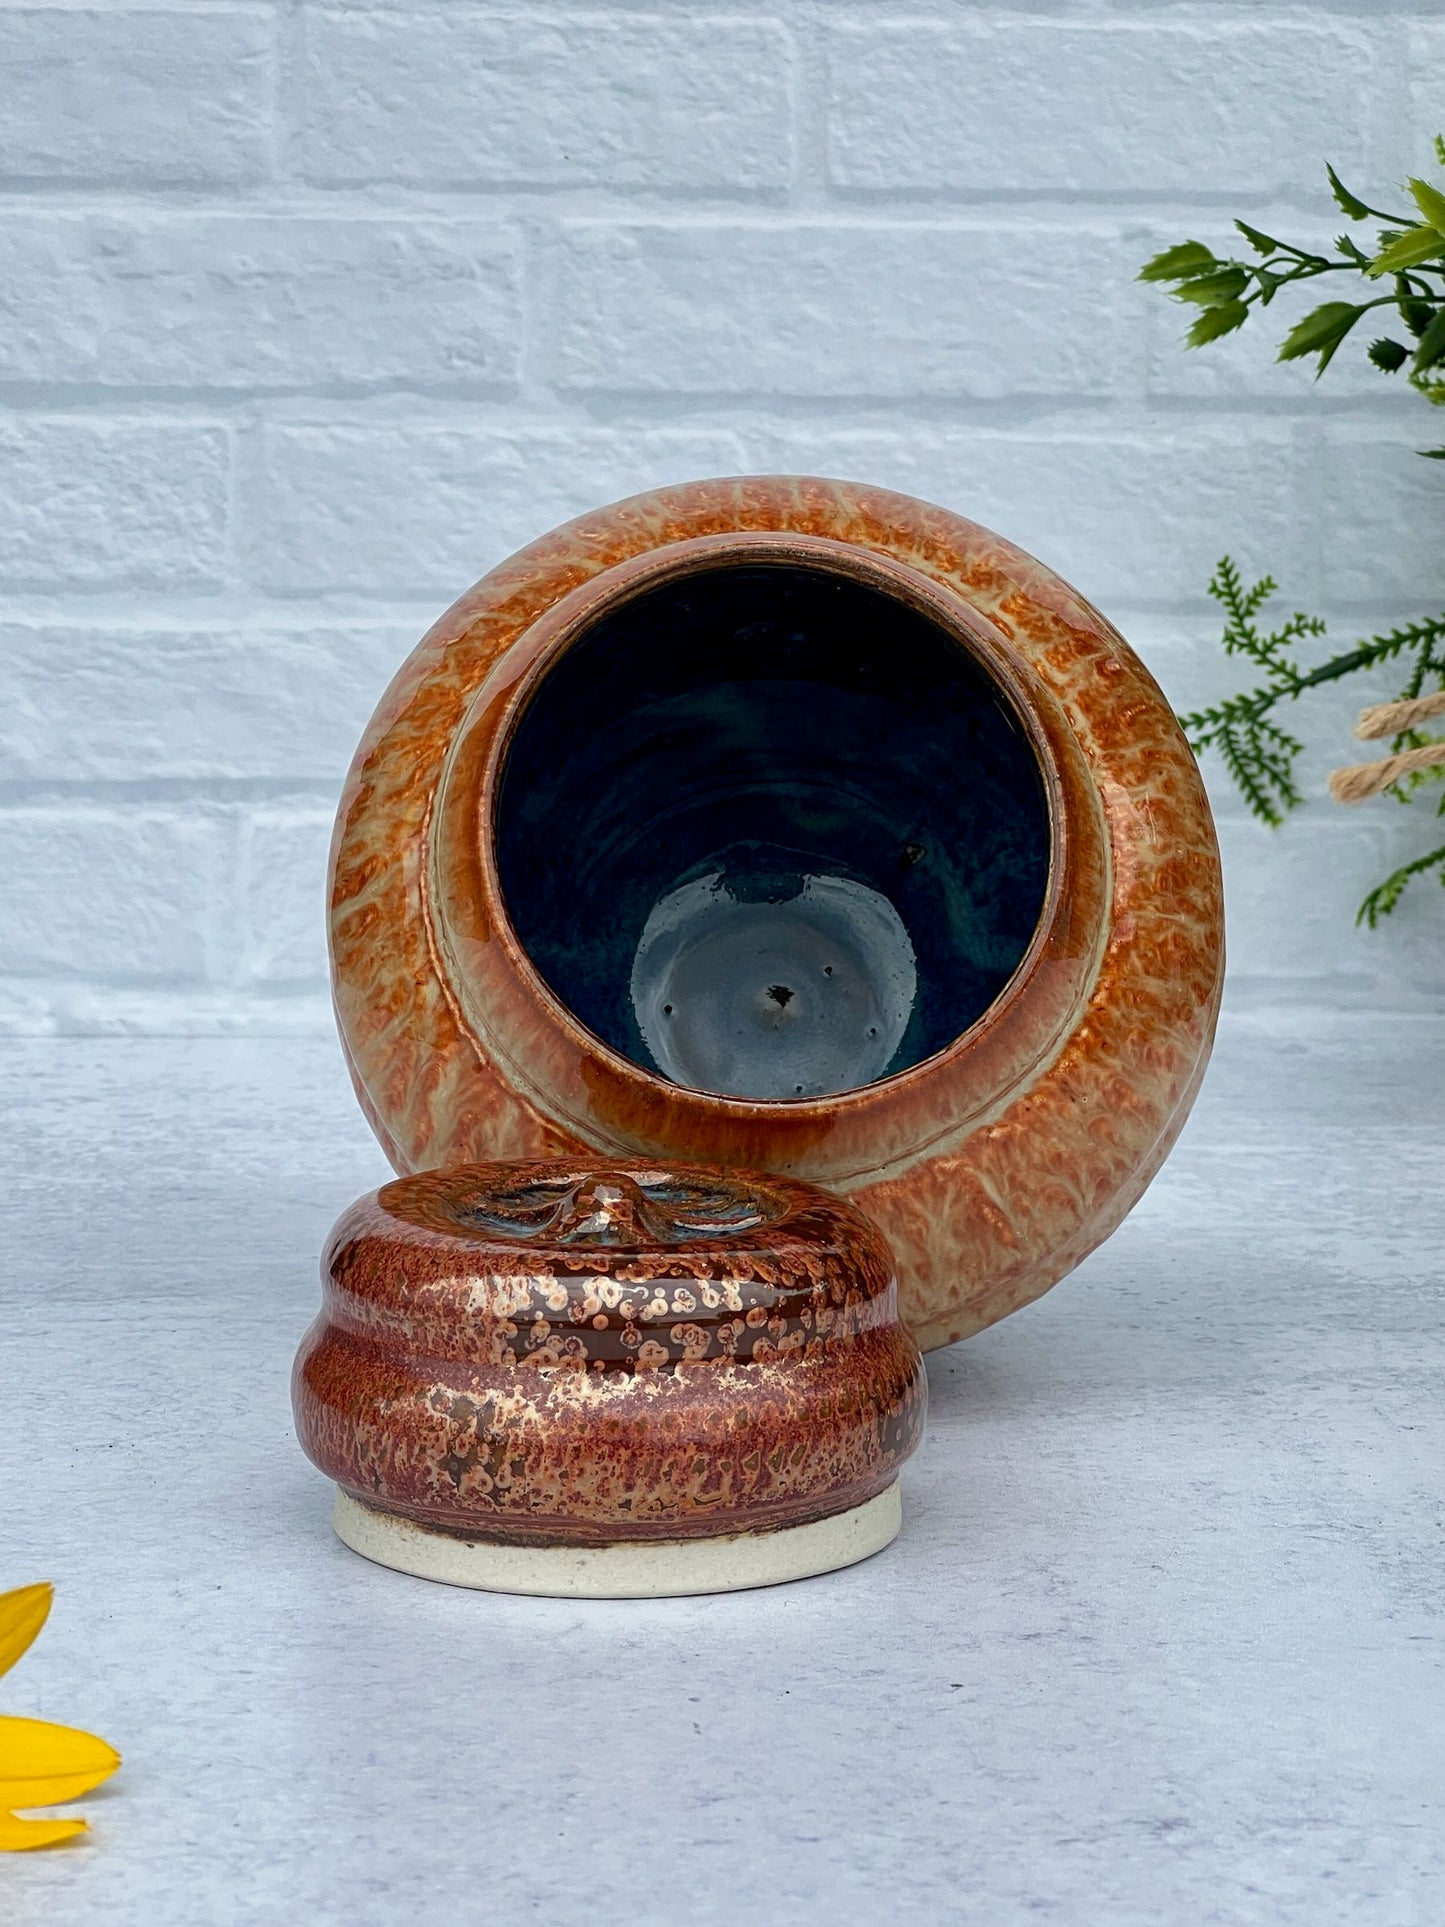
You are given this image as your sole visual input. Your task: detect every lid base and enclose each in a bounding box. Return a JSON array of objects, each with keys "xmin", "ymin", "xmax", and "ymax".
[{"xmin": 332, "ymin": 1484, "xmax": 902, "ymax": 1598}]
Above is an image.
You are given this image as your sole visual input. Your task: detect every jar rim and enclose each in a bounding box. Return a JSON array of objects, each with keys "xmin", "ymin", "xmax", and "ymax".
[{"xmin": 427, "ymin": 527, "xmax": 1108, "ymax": 1179}]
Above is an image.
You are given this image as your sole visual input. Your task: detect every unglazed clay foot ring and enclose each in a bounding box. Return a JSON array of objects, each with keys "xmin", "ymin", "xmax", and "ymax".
[
  {"xmin": 293, "ymin": 1159, "xmax": 926, "ymax": 1597},
  {"xmin": 333, "ymin": 1484, "xmax": 902, "ymax": 1599}
]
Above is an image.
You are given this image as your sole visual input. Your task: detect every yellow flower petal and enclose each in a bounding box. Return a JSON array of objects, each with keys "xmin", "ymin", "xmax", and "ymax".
[
  {"xmin": 0, "ymin": 1586, "xmax": 121, "ymax": 1852},
  {"xmin": 0, "ymin": 1808, "xmax": 89, "ymax": 1851},
  {"xmin": 0, "ymin": 1716, "xmax": 121, "ymax": 1806},
  {"xmin": 0, "ymin": 1584, "xmax": 53, "ymax": 1680}
]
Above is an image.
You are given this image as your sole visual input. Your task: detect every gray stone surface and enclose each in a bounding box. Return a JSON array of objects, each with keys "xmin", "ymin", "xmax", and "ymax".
[{"xmin": 3, "ymin": 1014, "xmax": 1441, "ymax": 1924}]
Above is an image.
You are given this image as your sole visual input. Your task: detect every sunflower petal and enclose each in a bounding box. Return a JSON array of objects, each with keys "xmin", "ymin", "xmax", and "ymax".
[
  {"xmin": 0, "ymin": 1808, "xmax": 89, "ymax": 1851},
  {"xmin": 0, "ymin": 1584, "xmax": 53, "ymax": 1680},
  {"xmin": 0, "ymin": 1768, "xmax": 116, "ymax": 1805},
  {"xmin": 0, "ymin": 1716, "xmax": 121, "ymax": 1805}
]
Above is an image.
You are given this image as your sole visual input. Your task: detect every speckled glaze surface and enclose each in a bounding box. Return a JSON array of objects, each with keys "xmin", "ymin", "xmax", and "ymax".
[
  {"xmin": 329, "ymin": 476, "xmax": 1224, "ymax": 1351},
  {"xmin": 292, "ymin": 1160, "xmax": 926, "ymax": 1546}
]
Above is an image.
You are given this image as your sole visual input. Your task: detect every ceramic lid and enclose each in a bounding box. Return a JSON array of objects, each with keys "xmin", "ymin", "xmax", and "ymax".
[{"xmin": 294, "ymin": 1158, "xmax": 926, "ymax": 1549}]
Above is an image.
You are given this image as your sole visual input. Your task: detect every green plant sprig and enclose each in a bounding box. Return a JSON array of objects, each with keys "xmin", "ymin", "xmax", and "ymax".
[
  {"xmin": 1180, "ymin": 560, "xmax": 1445, "ymax": 922},
  {"xmin": 1358, "ymin": 837, "xmax": 1445, "ymax": 927},
  {"xmin": 1147, "ymin": 137, "xmax": 1445, "ymax": 923},
  {"xmin": 1141, "ymin": 136, "xmax": 1445, "ymax": 446}
]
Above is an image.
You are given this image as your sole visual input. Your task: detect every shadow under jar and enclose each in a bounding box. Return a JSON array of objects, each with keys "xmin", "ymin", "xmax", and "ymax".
[{"xmin": 330, "ymin": 478, "xmax": 1224, "ymax": 1350}]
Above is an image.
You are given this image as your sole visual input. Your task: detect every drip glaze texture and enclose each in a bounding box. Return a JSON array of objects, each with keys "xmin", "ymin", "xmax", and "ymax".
[
  {"xmin": 292, "ymin": 1160, "xmax": 926, "ymax": 1546},
  {"xmin": 329, "ymin": 475, "xmax": 1224, "ymax": 1350}
]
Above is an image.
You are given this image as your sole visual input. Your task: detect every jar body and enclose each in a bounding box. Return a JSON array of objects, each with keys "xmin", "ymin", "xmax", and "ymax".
[{"xmin": 330, "ymin": 477, "xmax": 1224, "ymax": 1350}]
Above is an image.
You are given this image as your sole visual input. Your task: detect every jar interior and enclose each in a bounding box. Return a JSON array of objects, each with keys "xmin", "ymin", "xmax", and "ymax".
[{"xmin": 495, "ymin": 560, "xmax": 1051, "ymax": 1100}]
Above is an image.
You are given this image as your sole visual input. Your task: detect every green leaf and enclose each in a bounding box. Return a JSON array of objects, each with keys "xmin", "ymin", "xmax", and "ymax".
[
  {"xmin": 1174, "ymin": 266, "xmax": 1250, "ymax": 307},
  {"xmin": 1328, "ymin": 163, "xmax": 1371, "ymax": 220},
  {"xmin": 1408, "ymin": 176, "xmax": 1445, "ymax": 231},
  {"xmin": 1401, "ymin": 296, "xmax": 1436, "ymax": 338},
  {"xmin": 1418, "ymin": 445, "xmax": 1445, "ymax": 459},
  {"xmin": 1235, "ymin": 220, "xmax": 1281, "ymax": 255},
  {"xmin": 1437, "ymin": 135, "xmax": 1445, "ymax": 170},
  {"xmin": 1139, "ymin": 241, "xmax": 1218, "ymax": 283},
  {"xmin": 1366, "ymin": 225, "xmax": 1445, "ymax": 276},
  {"xmin": 1411, "ymin": 304, "xmax": 1445, "ymax": 374},
  {"xmin": 1337, "ymin": 234, "xmax": 1371, "ymax": 266},
  {"xmin": 1369, "ymin": 337, "xmax": 1410, "ymax": 371},
  {"xmin": 1276, "ymin": 301, "xmax": 1366, "ymax": 370},
  {"xmin": 1185, "ymin": 301, "xmax": 1250, "ymax": 348}
]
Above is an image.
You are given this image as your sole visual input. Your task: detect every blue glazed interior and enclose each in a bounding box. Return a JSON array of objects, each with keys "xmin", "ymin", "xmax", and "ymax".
[{"xmin": 494, "ymin": 561, "xmax": 1051, "ymax": 1098}]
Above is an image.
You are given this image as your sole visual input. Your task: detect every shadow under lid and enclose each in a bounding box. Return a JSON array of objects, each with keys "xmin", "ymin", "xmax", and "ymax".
[{"xmin": 495, "ymin": 560, "xmax": 1050, "ymax": 1101}]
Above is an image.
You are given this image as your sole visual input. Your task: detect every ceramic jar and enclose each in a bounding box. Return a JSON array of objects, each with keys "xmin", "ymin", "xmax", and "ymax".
[
  {"xmin": 330, "ymin": 476, "xmax": 1224, "ymax": 1350},
  {"xmin": 293, "ymin": 1159, "xmax": 926, "ymax": 1596}
]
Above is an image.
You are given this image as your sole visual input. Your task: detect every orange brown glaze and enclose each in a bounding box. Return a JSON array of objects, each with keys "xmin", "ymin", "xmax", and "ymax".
[
  {"xmin": 329, "ymin": 476, "xmax": 1224, "ymax": 1351},
  {"xmin": 292, "ymin": 1162, "xmax": 927, "ymax": 1545}
]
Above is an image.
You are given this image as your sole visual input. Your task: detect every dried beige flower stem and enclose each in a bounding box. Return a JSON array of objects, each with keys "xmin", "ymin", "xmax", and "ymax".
[
  {"xmin": 1353, "ymin": 689, "xmax": 1445, "ymax": 739},
  {"xmin": 1329, "ymin": 739, "xmax": 1445, "ymax": 802}
]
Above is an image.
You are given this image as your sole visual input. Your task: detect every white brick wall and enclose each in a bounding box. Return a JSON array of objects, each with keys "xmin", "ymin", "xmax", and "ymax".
[
  {"xmin": 822, "ymin": 20, "xmax": 1384, "ymax": 196},
  {"xmin": 546, "ymin": 220, "xmax": 1135, "ymax": 397},
  {"xmin": 0, "ymin": 419, "xmax": 230, "ymax": 590},
  {"xmin": 0, "ymin": 215, "xmax": 525, "ymax": 389},
  {"xmin": 292, "ymin": 13, "xmax": 795, "ymax": 190},
  {"xmin": 0, "ymin": 0, "xmax": 1440, "ymax": 1035},
  {"xmin": 0, "ymin": 7, "xmax": 273, "ymax": 186}
]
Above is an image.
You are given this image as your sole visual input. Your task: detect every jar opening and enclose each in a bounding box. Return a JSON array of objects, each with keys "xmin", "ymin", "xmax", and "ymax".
[{"xmin": 495, "ymin": 560, "xmax": 1051, "ymax": 1101}]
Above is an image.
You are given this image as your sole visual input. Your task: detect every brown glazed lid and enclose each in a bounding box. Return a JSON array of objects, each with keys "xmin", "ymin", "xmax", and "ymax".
[{"xmin": 293, "ymin": 1159, "xmax": 926, "ymax": 1597}]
